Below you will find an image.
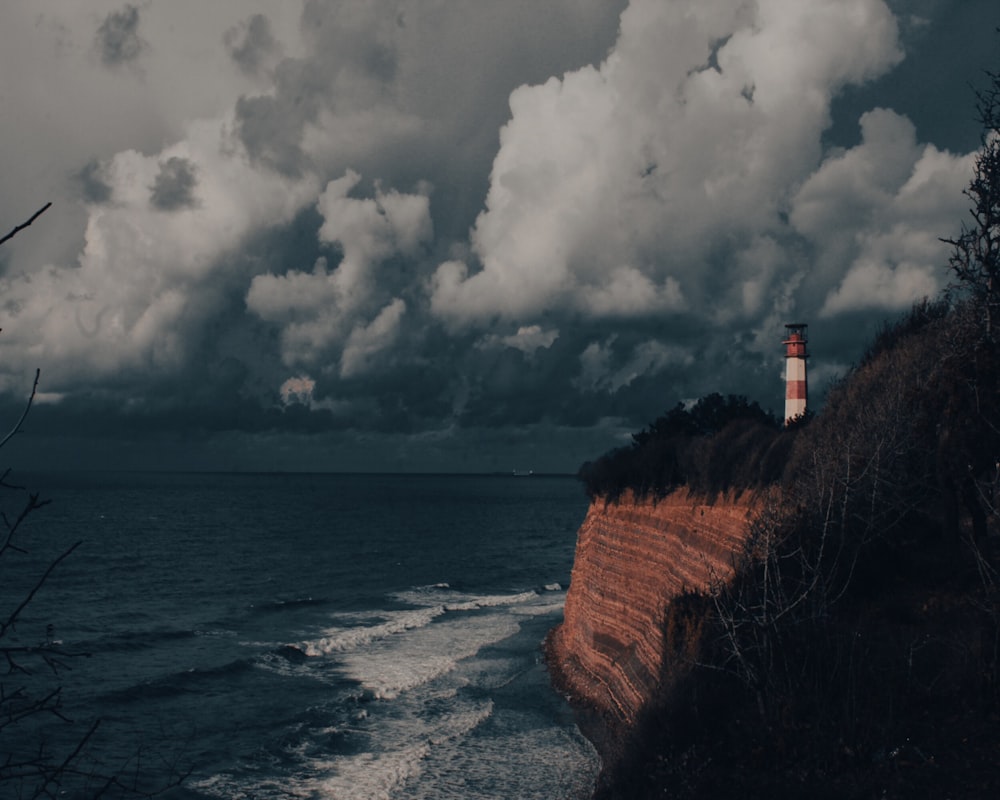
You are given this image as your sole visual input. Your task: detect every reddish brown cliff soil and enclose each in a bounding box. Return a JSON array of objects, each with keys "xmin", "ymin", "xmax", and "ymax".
[{"xmin": 547, "ymin": 488, "xmax": 755, "ymax": 728}]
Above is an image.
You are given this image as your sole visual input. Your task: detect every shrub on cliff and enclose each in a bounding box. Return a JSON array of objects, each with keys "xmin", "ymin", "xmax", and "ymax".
[{"xmin": 578, "ymin": 393, "xmax": 783, "ymax": 501}]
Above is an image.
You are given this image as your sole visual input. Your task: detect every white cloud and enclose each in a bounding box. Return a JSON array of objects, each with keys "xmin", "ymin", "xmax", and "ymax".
[
  {"xmin": 430, "ymin": 0, "xmax": 907, "ymax": 327},
  {"xmin": 280, "ymin": 375, "xmax": 316, "ymax": 405},
  {"xmin": 575, "ymin": 337, "xmax": 694, "ymax": 393},
  {"xmin": 580, "ymin": 268, "xmax": 685, "ymax": 317},
  {"xmin": 340, "ymin": 298, "xmax": 407, "ymax": 378},
  {"xmin": 0, "ymin": 113, "xmax": 318, "ymax": 389},
  {"xmin": 316, "ymin": 169, "xmax": 432, "ymax": 305},
  {"xmin": 791, "ymin": 109, "xmax": 924, "ymax": 242},
  {"xmin": 787, "ymin": 108, "xmax": 972, "ymax": 316},
  {"xmin": 821, "ymin": 258, "xmax": 939, "ymax": 315},
  {"xmin": 477, "ymin": 325, "xmax": 560, "ymax": 355},
  {"xmin": 246, "ymin": 173, "xmax": 430, "ymax": 370},
  {"xmin": 0, "ymin": 0, "xmax": 995, "ymax": 462}
]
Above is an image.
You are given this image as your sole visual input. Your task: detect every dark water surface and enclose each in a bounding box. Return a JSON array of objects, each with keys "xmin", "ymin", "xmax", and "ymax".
[{"xmin": 3, "ymin": 472, "xmax": 598, "ymax": 798}]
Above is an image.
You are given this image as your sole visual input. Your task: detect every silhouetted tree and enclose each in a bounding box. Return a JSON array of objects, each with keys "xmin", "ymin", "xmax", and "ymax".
[{"xmin": 942, "ymin": 65, "xmax": 1000, "ymax": 338}]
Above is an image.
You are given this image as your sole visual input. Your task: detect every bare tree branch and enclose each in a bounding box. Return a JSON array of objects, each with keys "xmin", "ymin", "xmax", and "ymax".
[
  {"xmin": 0, "ymin": 540, "xmax": 82, "ymax": 641},
  {"xmin": 0, "ymin": 203, "xmax": 52, "ymax": 248},
  {"xmin": 0, "ymin": 369, "xmax": 40, "ymax": 452}
]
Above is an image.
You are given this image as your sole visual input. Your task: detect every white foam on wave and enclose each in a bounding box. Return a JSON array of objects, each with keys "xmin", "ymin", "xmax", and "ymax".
[
  {"xmin": 301, "ymin": 605, "xmax": 446, "ymax": 657},
  {"xmin": 510, "ymin": 598, "xmax": 566, "ymax": 618},
  {"xmin": 206, "ymin": 584, "xmax": 575, "ymax": 798},
  {"xmin": 304, "ymin": 700, "xmax": 494, "ymax": 800},
  {"xmin": 393, "ymin": 585, "xmax": 540, "ymax": 611},
  {"xmin": 400, "ymin": 708, "xmax": 600, "ymax": 800},
  {"xmin": 194, "ymin": 699, "xmax": 495, "ymax": 800},
  {"xmin": 254, "ymin": 650, "xmax": 305, "ymax": 680},
  {"xmin": 340, "ymin": 612, "xmax": 522, "ymax": 699},
  {"xmin": 295, "ymin": 586, "xmax": 543, "ymax": 663}
]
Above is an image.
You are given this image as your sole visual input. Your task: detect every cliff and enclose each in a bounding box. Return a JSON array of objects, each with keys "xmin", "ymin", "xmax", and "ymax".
[{"xmin": 547, "ymin": 488, "xmax": 755, "ymax": 727}]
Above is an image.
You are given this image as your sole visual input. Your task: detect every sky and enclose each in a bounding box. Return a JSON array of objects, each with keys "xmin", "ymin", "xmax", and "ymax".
[{"xmin": 0, "ymin": 0, "xmax": 998, "ymax": 474}]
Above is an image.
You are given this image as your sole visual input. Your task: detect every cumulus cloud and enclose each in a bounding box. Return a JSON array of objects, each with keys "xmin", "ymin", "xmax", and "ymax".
[
  {"xmin": 575, "ymin": 337, "xmax": 695, "ymax": 394},
  {"xmin": 317, "ymin": 170, "xmax": 432, "ymax": 267},
  {"xmin": 477, "ymin": 325, "xmax": 560, "ymax": 355},
  {"xmin": 95, "ymin": 4, "xmax": 147, "ymax": 68},
  {"xmin": 0, "ymin": 0, "xmax": 993, "ymax": 471},
  {"xmin": 418, "ymin": 0, "xmax": 987, "ymax": 435},
  {"xmin": 430, "ymin": 0, "xmax": 911, "ymax": 329},
  {"xmin": 340, "ymin": 298, "xmax": 407, "ymax": 378},
  {"xmin": 821, "ymin": 259, "xmax": 940, "ymax": 315},
  {"xmin": 230, "ymin": 1, "xmax": 404, "ymax": 176},
  {"xmin": 0, "ymin": 114, "xmax": 318, "ymax": 389},
  {"xmin": 246, "ymin": 172, "xmax": 431, "ymax": 369},
  {"xmin": 788, "ymin": 108, "xmax": 972, "ymax": 315}
]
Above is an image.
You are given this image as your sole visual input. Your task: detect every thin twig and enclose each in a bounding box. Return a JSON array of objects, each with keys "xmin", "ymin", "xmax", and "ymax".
[
  {"xmin": 0, "ymin": 203, "xmax": 52, "ymax": 247},
  {"xmin": 31, "ymin": 717, "xmax": 101, "ymax": 800},
  {"xmin": 0, "ymin": 368, "xmax": 41, "ymax": 452},
  {"xmin": 0, "ymin": 541, "xmax": 82, "ymax": 639}
]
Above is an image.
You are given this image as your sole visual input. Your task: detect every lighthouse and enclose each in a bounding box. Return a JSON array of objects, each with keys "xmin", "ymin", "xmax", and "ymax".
[{"xmin": 783, "ymin": 323, "xmax": 809, "ymax": 424}]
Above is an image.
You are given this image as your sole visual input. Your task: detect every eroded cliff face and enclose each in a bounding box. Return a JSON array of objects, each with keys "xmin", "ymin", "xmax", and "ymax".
[{"xmin": 547, "ymin": 489, "xmax": 755, "ymax": 727}]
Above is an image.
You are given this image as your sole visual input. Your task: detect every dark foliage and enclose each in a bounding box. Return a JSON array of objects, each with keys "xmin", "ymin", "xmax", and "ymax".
[
  {"xmin": 857, "ymin": 296, "xmax": 951, "ymax": 367},
  {"xmin": 942, "ymin": 64, "xmax": 1000, "ymax": 338},
  {"xmin": 578, "ymin": 393, "xmax": 782, "ymax": 501}
]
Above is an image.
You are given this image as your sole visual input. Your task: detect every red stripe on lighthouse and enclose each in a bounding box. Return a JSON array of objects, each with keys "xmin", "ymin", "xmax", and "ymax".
[{"xmin": 786, "ymin": 380, "xmax": 807, "ymax": 400}]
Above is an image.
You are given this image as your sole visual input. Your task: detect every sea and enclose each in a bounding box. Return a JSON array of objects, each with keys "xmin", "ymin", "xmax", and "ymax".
[{"xmin": 0, "ymin": 471, "xmax": 599, "ymax": 799}]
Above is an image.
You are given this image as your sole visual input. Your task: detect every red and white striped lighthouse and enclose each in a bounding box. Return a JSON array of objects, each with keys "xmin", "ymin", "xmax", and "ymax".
[{"xmin": 783, "ymin": 323, "xmax": 808, "ymax": 425}]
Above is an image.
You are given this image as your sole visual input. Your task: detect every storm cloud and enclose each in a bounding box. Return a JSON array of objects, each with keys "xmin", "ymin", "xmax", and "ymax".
[
  {"xmin": 77, "ymin": 159, "xmax": 114, "ymax": 204},
  {"xmin": 150, "ymin": 156, "xmax": 199, "ymax": 210},
  {"xmin": 224, "ymin": 13, "xmax": 281, "ymax": 77},
  {"xmin": 95, "ymin": 4, "xmax": 147, "ymax": 68},
  {"xmin": 0, "ymin": 0, "xmax": 997, "ymax": 472}
]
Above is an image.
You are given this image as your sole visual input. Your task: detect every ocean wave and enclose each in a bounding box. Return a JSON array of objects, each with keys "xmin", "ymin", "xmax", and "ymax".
[
  {"xmin": 392, "ymin": 585, "xmax": 540, "ymax": 612},
  {"xmin": 291, "ymin": 586, "xmax": 549, "ymax": 675},
  {"xmin": 301, "ymin": 605, "xmax": 447, "ymax": 657},
  {"xmin": 101, "ymin": 658, "xmax": 255, "ymax": 704},
  {"xmin": 403, "ymin": 709, "xmax": 600, "ymax": 800},
  {"xmin": 510, "ymin": 599, "xmax": 566, "ymax": 617},
  {"xmin": 75, "ymin": 627, "xmax": 199, "ymax": 654},
  {"xmin": 250, "ymin": 596, "xmax": 330, "ymax": 614},
  {"xmin": 312, "ymin": 700, "xmax": 495, "ymax": 798},
  {"xmin": 193, "ymin": 699, "xmax": 495, "ymax": 800},
  {"xmin": 338, "ymin": 614, "xmax": 522, "ymax": 699}
]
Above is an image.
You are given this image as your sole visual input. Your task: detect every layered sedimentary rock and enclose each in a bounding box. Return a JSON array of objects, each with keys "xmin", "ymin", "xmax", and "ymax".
[{"xmin": 548, "ymin": 489, "xmax": 755, "ymax": 726}]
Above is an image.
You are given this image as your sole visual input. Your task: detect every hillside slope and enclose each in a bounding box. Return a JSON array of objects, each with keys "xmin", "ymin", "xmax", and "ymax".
[{"xmin": 548, "ymin": 301, "xmax": 1000, "ymax": 799}]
